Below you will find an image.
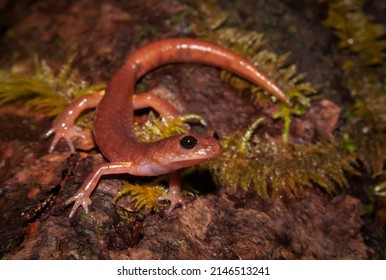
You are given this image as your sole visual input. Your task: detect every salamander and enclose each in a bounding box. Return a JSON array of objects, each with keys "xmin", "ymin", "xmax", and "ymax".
[{"xmin": 46, "ymin": 38, "xmax": 291, "ymax": 217}]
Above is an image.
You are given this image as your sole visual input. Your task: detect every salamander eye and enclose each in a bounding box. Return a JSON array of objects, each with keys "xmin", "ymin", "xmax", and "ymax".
[{"xmin": 180, "ymin": 136, "xmax": 198, "ymax": 149}]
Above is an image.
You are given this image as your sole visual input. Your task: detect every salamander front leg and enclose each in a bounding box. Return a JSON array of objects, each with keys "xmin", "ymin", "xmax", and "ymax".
[
  {"xmin": 159, "ymin": 171, "xmax": 186, "ymax": 212},
  {"xmin": 65, "ymin": 162, "xmax": 134, "ymax": 217}
]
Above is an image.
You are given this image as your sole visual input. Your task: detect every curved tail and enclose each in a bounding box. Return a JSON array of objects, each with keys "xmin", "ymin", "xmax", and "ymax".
[{"xmin": 125, "ymin": 38, "xmax": 292, "ymax": 107}]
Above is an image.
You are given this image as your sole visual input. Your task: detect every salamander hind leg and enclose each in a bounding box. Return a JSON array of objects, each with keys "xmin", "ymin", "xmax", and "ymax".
[
  {"xmin": 65, "ymin": 189, "xmax": 92, "ymax": 218},
  {"xmin": 45, "ymin": 122, "xmax": 87, "ymax": 153},
  {"xmin": 45, "ymin": 91, "xmax": 104, "ymax": 153}
]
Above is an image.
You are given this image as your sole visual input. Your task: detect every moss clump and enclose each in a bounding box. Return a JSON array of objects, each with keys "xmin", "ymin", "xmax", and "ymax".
[
  {"xmin": 205, "ymin": 120, "xmax": 359, "ymax": 196},
  {"xmin": 134, "ymin": 112, "xmax": 206, "ymax": 142},
  {"xmin": 321, "ymin": 0, "xmax": 386, "ymax": 65},
  {"xmin": 0, "ymin": 58, "xmax": 105, "ymax": 116},
  {"xmin": 113, "ymin": 183, "xmax": 166, "ymax": 213}
]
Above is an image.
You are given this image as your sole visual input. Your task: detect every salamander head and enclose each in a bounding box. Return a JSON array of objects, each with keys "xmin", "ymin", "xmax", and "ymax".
[{"xmin": 142, "ymin": 130, "xmax": 222, "ymax": 175}]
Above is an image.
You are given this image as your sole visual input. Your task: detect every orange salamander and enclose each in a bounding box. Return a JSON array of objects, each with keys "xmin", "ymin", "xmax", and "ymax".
[{"xmin": 46, "ymin": 38, "xmax": 291, "ymax": 217}]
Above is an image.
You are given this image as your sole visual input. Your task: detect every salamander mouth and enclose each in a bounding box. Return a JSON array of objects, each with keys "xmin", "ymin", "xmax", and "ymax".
[
  {"xmin": 163, "ymin": 159, "xmax": 205, "ymax": 171},
  {"xmin": 167, "ymin": 150, "xmax": 221, "ymax": 169}
]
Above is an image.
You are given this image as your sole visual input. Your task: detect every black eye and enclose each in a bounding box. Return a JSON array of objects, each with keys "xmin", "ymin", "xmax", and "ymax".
[
  {"xmin": 213, "ymin": 131, "xmax": 219, "ymax": 140},
  {"xmin": 180, "ymin": 136, "xmax": 198, "ymax": 149}
]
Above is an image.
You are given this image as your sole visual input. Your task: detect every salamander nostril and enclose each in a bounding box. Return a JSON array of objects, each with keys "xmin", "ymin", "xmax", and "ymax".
[{"xmin": 180, "ymin": 135, "xmax": 198, "ymax": 149}]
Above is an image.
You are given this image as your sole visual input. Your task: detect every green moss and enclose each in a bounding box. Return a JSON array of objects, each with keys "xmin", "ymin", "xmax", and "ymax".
[
  {"xmin": 205, "ymin": 120, "xmax": 359, "ymax": 196},
  {"xmin": 374, "ymin": 171, "xmax": 386, "ymax": 197},
  {"xmin": 321, "ymin": 0, "xmax": 386, "ymax": 65},
  {"xmin": 134, "ymin": 112, "xmax": 206, "ymax": 142},
  {"xmin": 341, "ymin": 133, "xmax": 357, "ymax": 153},
  {"xmin": 187, "ymin": 0, "xmax": 232, "ymax": 35},
  {"xmin": 0, "ymin": 58, "xmax": 105, "ymax": 116},
  {"xmin": 340, "ymin": 62, "xmax": 386, "ymax": 175},
  {"xmin": 113, "ymin": 183, "xmax": 166, "ymax": 213}
]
